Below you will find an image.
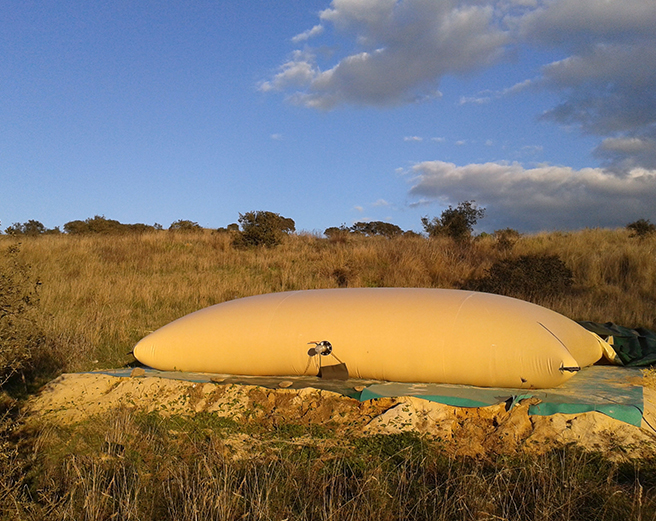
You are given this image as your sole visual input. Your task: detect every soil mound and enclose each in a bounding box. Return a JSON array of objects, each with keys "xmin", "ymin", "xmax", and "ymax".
[{"xmin": 26, "ymin": 373, "xmax": 656, "ymax": 459}]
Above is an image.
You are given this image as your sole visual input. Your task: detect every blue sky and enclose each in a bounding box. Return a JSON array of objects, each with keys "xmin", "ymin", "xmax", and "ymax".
[{"xmin": 2, "ymin": 0, "xmax": 655, "ymax": 234}]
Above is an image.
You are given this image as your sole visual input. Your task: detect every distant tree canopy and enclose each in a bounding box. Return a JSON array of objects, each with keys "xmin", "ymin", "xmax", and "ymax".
[
  {"xmin": 324, "ymin": 225, "xmax": 351, "ymax": 239},
  {"xmin": 324, "ymin": 221, "xmax": 404, "ymax": 239},
  {"xmin": 350, "ymin": 221, "xmax": 403, "ymax": 238},
  {"xmin": 233, "ymin": 211, "xmax": 295, "ymax": 248},
  {"xmin": 4, "ymin": 220, "xmax": 60, "ymax": 236},
  {"xmin": 421, "ymin": 200, "xmax": 485, "ymax": 241},
  {"xmin": 63, "ymin": 216, "xmax": 155, "ymax": 235},
  {"xmin": 168, "ymin": 220, "xmax": 203, "ymax": 233},
  {"xmin": 626, "ymin": 218, "xmax": 656, "ymax": 239}
]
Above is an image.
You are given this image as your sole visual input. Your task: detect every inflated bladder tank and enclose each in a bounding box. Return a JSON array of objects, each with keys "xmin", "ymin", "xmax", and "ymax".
[{"xmin": 133, "ymin": 288, "xmax": 607, "ymax": 388}]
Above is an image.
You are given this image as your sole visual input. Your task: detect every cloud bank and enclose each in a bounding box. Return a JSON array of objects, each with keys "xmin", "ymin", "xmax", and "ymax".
[
  {"xmin": 261, "ymin": 0, "xmax": 508, "ymax": 109},
  {"xmin": 263, "ymin": 0, "xmax": 656, "ymax": 173},
  {"xmin": 263, "ymin": 0, "xmax": 656, "ymax": 229},
  {"xmin": 409, "ymin": 160, "xmax": 656, "ymax": 231}
]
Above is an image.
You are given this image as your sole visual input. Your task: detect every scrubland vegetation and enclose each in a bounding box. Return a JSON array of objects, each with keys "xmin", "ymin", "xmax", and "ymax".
[{"xmin": 1, "ymin": 222, "xmax": 656, "ymax": 519}]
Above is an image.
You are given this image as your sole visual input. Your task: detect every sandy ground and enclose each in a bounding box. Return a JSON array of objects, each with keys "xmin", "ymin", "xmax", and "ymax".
[{"xmin": 26, "ymin": 372, "xmax": 656, "ymax": 459}]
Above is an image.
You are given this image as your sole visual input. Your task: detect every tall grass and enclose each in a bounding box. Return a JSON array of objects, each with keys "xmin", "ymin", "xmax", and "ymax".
[
  {"xmin": 3, "ymin": 228, "xmax": 655, "ymax": 376},
  {"xmin": 1, "ymin": 228, "xmax": 656, "ymax": 519},
  {"xmin": 4, "ymin": 409, "xmax": 656, "ymax": 520}
]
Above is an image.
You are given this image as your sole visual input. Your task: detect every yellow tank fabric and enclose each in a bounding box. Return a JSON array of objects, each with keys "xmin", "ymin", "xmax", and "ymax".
[{"xmin": 133, "ymin": 288, "xmax": 602, "ymax": 388}]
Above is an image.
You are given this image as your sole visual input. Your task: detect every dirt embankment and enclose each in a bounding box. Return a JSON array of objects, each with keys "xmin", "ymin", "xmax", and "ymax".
[{"xmin": 26, "ymin": 373, "xmax": 656, "ymax": 459}]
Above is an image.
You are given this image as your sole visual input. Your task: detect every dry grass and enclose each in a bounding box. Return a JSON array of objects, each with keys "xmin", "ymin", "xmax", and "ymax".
[
  {"xmin": 2, "ymin": 228, "xmax": 655, "ymax": 376},
  {"xmin": 2, "ymin": 408, "xmax": 655, "ymax": 521},
  {"xmin": 1, "ymin": 228, "xmax": 656, "ymax": 519}
]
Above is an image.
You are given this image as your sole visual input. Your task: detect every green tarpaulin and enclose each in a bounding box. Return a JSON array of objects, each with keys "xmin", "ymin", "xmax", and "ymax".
[
  {"xmin": 97, "ymin": 365, "xmax": 645, "ymax": 427},
  {"xmin": 360, "ymin": 366, "xmax": 644, "ymax": 427},
  {"xmin": 579, "ymin": 321, "xmax": 656, "ymax": 366}
]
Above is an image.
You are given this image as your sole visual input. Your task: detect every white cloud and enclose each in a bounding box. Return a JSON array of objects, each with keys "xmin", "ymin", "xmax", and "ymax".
[
  {"xmin": 262, "ymin": 0, "xmax": 656, "ymax": 170},
  {"xmin": 594, "ymin": 130, "xmax": 656, "ymax": 172},
  {"xmin": 258, "ymin": 50, "xmax": 318, "ymax": 93},
  {"xmin": 291, "ymin": 24, "xmax": 324, "ymax": 43},
  {"xmin": 459, "ymin": 95, "xmax": 491, "ymax": 105},
  {"xmin": 519, "ymin": 0, "xmax": 656, "ymax": 169},
  {"xmin": 408, "ymin": 160, "xmax": 656, "ymax": 231},
  {"xmin": 459, "ymin": 78, "xmax": 534, "ymax": 105},
  {"xmin": 354, "ymin": 205, "xmax": 364, "ymax": 212},
  {"xmin": 263, "ymin": 0, "xmax": 508, "ymax": 109},
  {"xmin": 455, "ymin": 140, "xmax": 467, "ymax": 146},
  {"xmin": 404, "ymin": 136, "xmax": 423, "ymax": 142},
  {"xmin": 518, "ymin": 0, "xmax": 656, "ymax": 44},
  {"xmin": 270, "ymin": 133, "xmax": 283, "ymax": 141},
  {"xmin": 431, "ymin": 137, "xmax": 446, "ymax": 143},
  {"xmin": 372, "ymin": 198, "xmax": 390, "ymax": 207}
]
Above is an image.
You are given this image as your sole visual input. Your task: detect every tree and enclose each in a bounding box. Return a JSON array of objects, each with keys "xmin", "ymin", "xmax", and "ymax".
[
  {"xmin": 64, "ymin": 216, "xmax": 155, "ymax": 234},
  {"xmin": 350, "ymin": 221, "xmax": 403, "ymax": 238},
  {"xmin": 63, "ymin": 220, "xmax": 89, "ymax": 235},
  {"xmin": 626, "ymin": 218, "xmax": 656, "ymax": 239},
  {"xmin": 324, "ymin": 225, "xmax": 349, "ymax": 238},
  {"xmin": 4, "ymin": 220, "xmax": 52, "ymax": 236},
  {"xmin": 233, "ymin": 211, "xmax": 295, "ymax": 248},
  {"xmin": 421, "ymin": 200, "xmax": 485, "ymax": 241}
]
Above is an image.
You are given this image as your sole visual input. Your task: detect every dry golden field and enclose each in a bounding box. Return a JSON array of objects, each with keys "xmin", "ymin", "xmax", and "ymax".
[
  {"xmin": 2, "ymin": 228, "xmax": 656, "ymax": 520},
  {"xmin": 4, "ymin": 227, "xmax": 655, "ymax": 376}
]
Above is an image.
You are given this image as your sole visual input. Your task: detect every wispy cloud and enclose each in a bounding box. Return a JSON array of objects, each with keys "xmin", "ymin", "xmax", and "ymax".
[
  {"xmin": 459, "ymin": 79, "xmax": 534, "ymax": 105},
  {"xmin": 291, "ymin": 24, "xmax": 324, "ymax": 44},
  {"xmin": 404, "ymin": 136, "xmax": 423, "ymax": 142}
]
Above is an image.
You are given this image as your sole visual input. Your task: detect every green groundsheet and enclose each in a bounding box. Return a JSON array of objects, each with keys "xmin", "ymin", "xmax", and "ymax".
[
  {"xmin": 579, "ymin": 321, "xmax": 656, "ymax": 366},
  {"xmin": 97, "ymin": 365, "xmax": 644, "ymax": 427},
  {"xmin": 360, "ymin": 366, "xmax": 644, "ymax": 427}
]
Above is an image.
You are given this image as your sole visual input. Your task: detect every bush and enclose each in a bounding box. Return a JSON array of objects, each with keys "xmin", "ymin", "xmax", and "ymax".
[
  {"xmin": 216, "ymin": 223, "xmax": 239, "ymax": 234},
  {"xmin": 627, "ymin": 218, "xmax": 656, "ymax": 239},
  {"xmin": 0, "ymin": 245, "xmax": 41, "ymax": 387},
  {"xmin": 463, "ymin": 254, "xmax": 574, "ymax": 302},
  {"xmin": 4, "ymin": 220, "xmax": 57, "ymax": 236},
  {"xmin": 233, "ymin": 211, "xmax": 295, "ymax": 248},
  {"xmin": 350, "ymin": 221, "xmax": 403, "ymax": 238},
  {"xmin": 64, "ymin": 216, "xmax": 155, "ymax": 235},
  {"xmin": 168, "ymin": 220, "xmax": 203, "ymax": 233},
  {"xmin": 493, "ymin": 228, "xmax": 521, "ymax": 251},
  {"xmin": 421, "ymin": 200, "xmax": 485, "ymax": 241}
]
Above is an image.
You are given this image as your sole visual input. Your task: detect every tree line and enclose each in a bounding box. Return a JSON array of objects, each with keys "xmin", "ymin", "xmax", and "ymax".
[{"xmin": 3, "ymin": 202, "xmax": 655, "ymax": 245}]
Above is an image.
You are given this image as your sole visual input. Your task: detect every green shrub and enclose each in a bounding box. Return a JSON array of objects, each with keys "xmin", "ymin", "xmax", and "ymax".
[
  {"xmin": 64, "ymin": 216, "xmax": 155, "ymax": 235},
  {"xmin": 464, "ymin": 254, "xmax": 574, "ymax": 301},
  {"xmin": 350, "ymin": 221, "xmax": 403, "ymax": 238},
  {"xmin": 627, "ymin": 218, "xmax": 656, "ymax": 239},
  {"xmin": 168, "ymin": 219, "xmax": 203, "ymax": 233},
  {"xmin": 421, "ymin": 200, "xmax": 485, "ymax": 241},
  {"xmin": 233, "ymin": 211, "xmax": 295, "ymax": 248},
  {"xmin": 4, "ymin": 220, "xmax": 58, "ymax": 236},
  {"xmin": 0, "ymin": 245, "xmax": 41, "ymax": 387}
]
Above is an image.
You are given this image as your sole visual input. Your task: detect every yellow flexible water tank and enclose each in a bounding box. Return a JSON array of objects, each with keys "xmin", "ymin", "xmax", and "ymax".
[{"xmin": 133, "ymin": 288, "xmax": 605, "ymax": 388}]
